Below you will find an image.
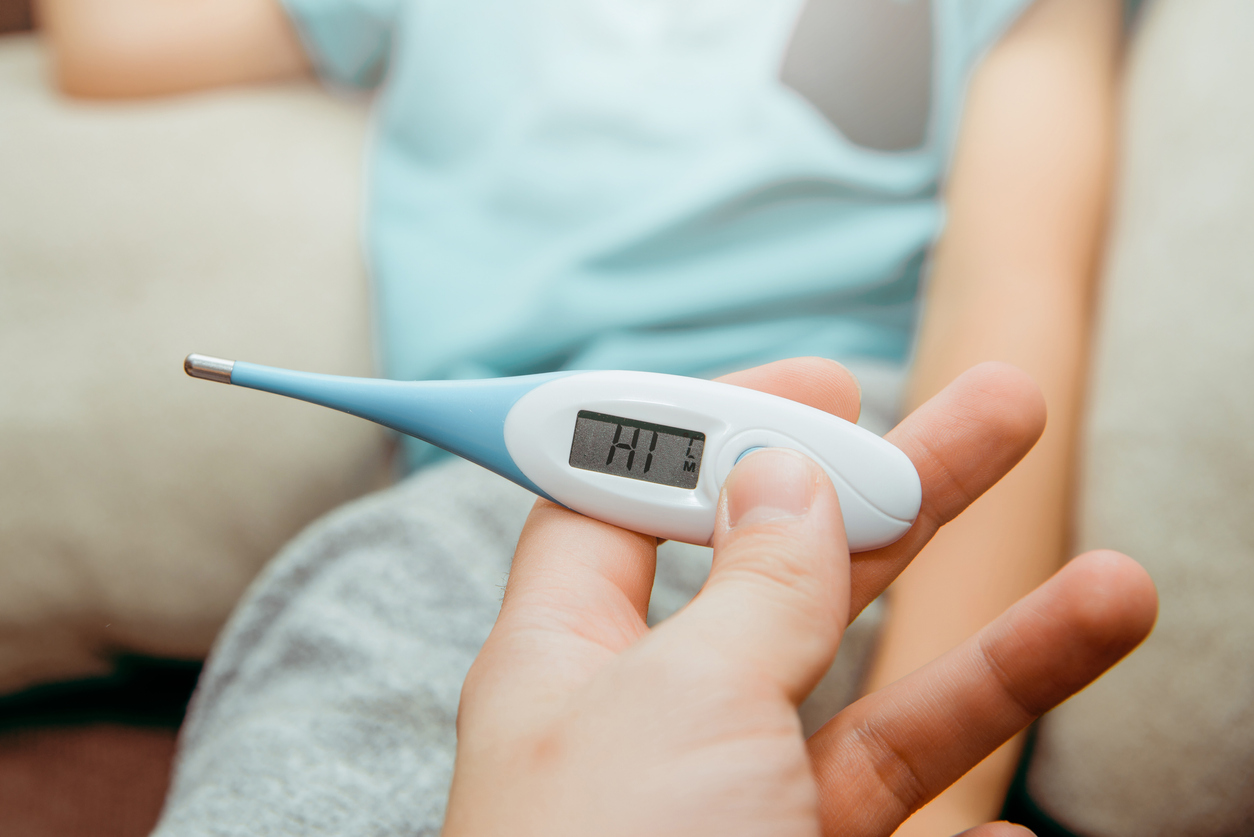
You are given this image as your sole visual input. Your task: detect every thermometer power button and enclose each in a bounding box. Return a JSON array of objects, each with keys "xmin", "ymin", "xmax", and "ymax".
[{"xmin": 734, "ymin": 445, "xmax": 767, "ymax": 465}]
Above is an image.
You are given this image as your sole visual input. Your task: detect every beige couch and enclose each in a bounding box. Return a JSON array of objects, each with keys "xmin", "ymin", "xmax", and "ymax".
[
  {"xmin": 0, "ymin": 33, "xmax": 391, "ymax": 693},
  {"xmin": 1027, "ymin": 1, "xmax": 1254, "ymax": 834}
]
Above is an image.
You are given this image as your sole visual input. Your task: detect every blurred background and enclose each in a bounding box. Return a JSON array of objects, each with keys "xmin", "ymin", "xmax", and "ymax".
[
  {"xmin": 0, "ymin": 0, "xmax": 30, "ymax": 33},
  {"xmin": 1, "ymin": 0, "xmax": 1252, "ymax": 835},
  {"xmin": 1, "ymin": 0, "xmax": 393, "ymax": 831}
]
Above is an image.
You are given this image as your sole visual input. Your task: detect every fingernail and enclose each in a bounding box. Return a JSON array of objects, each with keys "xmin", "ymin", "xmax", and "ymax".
[{"xmin": 726, "ymin": 448, "xmax": 816, "ymax": 529}]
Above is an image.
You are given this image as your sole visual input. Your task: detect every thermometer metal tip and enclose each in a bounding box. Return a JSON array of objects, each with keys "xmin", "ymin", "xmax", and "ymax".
[{"xmin": 185, "ymin": 353, "xmax": 235, "ymax": 385}]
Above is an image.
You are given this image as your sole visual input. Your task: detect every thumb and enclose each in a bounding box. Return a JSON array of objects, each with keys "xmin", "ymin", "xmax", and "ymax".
[
  {"xmin": 666, "ymin": 448, "xmax": 851, "ymax": 704},
  {"xmin": 954, "ymin": 825, "xmax": 1036, "ymax": 837}
]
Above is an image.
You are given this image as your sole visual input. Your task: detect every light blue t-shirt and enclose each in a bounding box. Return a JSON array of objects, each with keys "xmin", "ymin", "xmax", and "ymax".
[{"xmin": 283, "ymin": 0, "xmax": 1032, "ymax": 462}]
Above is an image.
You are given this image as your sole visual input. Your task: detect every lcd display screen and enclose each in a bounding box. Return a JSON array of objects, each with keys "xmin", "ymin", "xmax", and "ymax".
[{"xmin": 568, "ymin": 410, "xmax": 705, "ymax": 489}]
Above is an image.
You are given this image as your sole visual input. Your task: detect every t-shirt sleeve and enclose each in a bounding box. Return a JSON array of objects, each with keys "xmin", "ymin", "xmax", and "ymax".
[{"xmin": 280, "ymin": 0, "xmax": 402, "ymax": 89}]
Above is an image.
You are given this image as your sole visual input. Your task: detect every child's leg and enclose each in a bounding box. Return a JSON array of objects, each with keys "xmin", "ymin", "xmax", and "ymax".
[{"xmin": 153, "ymin": 458, "xmax": 537, "ymax": 836}]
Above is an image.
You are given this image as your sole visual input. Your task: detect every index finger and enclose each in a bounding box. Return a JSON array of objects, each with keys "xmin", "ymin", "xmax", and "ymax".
[
  {"xmin": 721, "ymin": 360, "xmax": 1046, "ymax": 622},
  {"xmin": 716, "ymin": 356, "xmax": 863, "ymax": 423},
  {"xmin": 847, "ymin": 362, "xmax": 1045, "ymax": 619}
]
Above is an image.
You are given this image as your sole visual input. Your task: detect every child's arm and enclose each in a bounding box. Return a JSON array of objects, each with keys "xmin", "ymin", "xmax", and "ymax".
[
  {"xmin": 37, "ymin": 0, "xmax": 308, "ymax": 98},
  {"xmin": 862, "ymin": 0, "xmax": 1123, "ymax": 834}
]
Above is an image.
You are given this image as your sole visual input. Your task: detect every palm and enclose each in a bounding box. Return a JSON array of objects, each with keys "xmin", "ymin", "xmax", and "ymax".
[{"xmin": 476, "ymin": 596, "xmax": 823, "ymax": 836}]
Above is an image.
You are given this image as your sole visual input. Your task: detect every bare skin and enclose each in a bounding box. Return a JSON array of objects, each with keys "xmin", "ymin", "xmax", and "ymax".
[
  {"xmin": 444, "ymin": 358, "xmax": 1157, "ymax": 837},
  {"xmin": 37, "ymin": 0, "xmax": 307, "ymax": 97}
]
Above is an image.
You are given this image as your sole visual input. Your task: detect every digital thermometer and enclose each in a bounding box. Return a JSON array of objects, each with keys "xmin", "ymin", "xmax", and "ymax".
[{"xmin": 185, "ymin": 355, "xmax": 921, "ymax": 550}]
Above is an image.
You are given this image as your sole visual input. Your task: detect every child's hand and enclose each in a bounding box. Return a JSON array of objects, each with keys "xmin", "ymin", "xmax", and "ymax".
[{"xmin": 442, "ymin": 359, "xmax": 1157, "ymax": 837}]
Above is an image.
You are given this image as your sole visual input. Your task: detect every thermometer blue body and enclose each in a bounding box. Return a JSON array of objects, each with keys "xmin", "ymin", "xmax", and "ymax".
[{"xmin": 186, "ymin": 356, "xmax": 921, "ymax": 551}]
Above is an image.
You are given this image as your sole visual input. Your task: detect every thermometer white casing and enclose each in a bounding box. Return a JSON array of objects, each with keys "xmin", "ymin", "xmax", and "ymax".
[{"xmin": 503, "ymin": 371, "xmax": 921, "ymax": 549}]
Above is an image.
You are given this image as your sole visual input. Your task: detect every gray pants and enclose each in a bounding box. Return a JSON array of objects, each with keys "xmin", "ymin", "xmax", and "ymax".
[{"xmin": 153, "ymin": 363, "xmax": 899, "ymax": 836}]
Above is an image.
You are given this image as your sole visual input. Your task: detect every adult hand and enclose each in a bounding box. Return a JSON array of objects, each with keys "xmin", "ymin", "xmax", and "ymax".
[{"xmin": 442, "ymin": 358, "xmax": 1157, "ymax": 837}]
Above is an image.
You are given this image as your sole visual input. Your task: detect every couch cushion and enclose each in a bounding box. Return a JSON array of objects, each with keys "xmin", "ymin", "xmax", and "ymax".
[
  {"xmin": 1027, "ymin": 1, "xmax": 1254, "ymax": 834},
  {"xmin": 0, "ymin": 34, "xmax": 391, "ymax": 693}
]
